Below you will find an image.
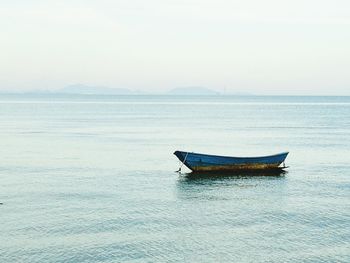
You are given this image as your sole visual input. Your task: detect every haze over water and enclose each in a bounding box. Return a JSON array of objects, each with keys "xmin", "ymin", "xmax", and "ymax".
[{"xmin": 0, "ymin": 94, "xmax": 349, "ymax": 262}]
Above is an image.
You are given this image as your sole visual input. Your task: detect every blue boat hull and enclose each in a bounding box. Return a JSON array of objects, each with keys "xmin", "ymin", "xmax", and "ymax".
[{"xmin": 174, "ymin": 151, "xmax": 289, "ymax": 172}]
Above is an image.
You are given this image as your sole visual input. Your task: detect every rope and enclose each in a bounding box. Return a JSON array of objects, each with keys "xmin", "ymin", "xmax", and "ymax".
[{"xmin": 176, "ymin": 152, "xmax": 189, "ymax": 173}]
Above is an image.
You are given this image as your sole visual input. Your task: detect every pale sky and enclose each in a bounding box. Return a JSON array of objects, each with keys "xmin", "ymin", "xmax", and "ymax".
[{"xmin": 1, "ymin": 0, "xmax": 350, "ymax": 95}]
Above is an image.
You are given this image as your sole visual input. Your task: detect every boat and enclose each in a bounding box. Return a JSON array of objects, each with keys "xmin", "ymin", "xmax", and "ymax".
[{"xmin": 174, "ymin": 151, "xmax": 289, "ymax": 172}]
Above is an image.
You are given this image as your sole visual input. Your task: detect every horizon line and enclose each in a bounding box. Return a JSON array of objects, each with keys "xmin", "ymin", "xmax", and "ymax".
[{"xmin": 0, "ymin": 91, "xmax": 349, "ymax": 97}]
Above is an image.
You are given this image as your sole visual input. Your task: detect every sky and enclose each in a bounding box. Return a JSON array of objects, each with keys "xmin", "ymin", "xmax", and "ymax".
[{"xmin": 0, "ymin": 0, "xmax": 350, "ymax": 95}]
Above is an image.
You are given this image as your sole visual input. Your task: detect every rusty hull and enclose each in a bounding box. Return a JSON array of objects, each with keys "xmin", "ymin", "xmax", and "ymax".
[{"xmin": 191, "ymin": 163, "xmax": 282, "ymax": 172}]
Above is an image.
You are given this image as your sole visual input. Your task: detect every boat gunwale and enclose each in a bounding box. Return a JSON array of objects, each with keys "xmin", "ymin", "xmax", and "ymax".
[{"xmin": 174, "ymin": 151, "xmax": 289, "ymax": 160}]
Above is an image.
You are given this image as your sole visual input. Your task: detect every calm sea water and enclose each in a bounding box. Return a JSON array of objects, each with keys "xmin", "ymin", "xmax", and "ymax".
[{"xmin": 0, "ymin": 94, "xmax": 349, "ymax": 262}]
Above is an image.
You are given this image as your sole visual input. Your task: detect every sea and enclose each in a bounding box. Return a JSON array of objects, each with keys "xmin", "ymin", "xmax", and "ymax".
[{"xmin": 0, "ymin": 94, "xmax": 349, "ymax": 262}]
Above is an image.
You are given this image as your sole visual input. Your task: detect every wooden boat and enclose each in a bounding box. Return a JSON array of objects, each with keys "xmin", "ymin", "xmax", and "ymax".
[{"xmin": 174, "ymin": 151, "xmax": 289, "ymax": 172}]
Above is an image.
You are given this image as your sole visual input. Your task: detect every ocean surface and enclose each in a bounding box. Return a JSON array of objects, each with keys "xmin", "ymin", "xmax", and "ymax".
[{"xmin": 0, "ymin": 94, "xmax": 349, "ymax": 263}]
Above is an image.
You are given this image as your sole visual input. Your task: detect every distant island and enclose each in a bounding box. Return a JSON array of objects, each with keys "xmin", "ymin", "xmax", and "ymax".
[
  {"xmin": 59, "ymin": 85, "xmax": 221, "ymax": 95},
  {"xmin": 167, "ymin": 87, "xmax": 220, "ymax": 95},
  {"xmin": 0, "ymin": 84, "xmax": 253, "ymax": 96}
]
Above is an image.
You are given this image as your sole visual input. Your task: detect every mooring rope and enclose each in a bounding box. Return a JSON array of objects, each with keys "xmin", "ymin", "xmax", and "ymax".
[{"xmin": 176, "ymin": 152, "xmax": 189, "ymax": 173}]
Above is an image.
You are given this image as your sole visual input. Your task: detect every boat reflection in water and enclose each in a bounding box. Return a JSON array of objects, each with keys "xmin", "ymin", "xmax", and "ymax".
[
  {"xmin": 176, "ymin": 169, "xmax": 287, "ymax": 201},
  {"xmin": 181, "ymin": 169, "xmax": 287, "ymax": 181}
]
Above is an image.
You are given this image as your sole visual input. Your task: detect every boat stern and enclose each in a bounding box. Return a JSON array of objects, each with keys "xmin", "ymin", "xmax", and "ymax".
[{"xmin": 279, "ymin": 152, "xmax": 289, "ymax": 165}]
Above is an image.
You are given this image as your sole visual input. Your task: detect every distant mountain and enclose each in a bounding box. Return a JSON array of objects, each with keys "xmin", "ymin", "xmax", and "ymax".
[
  {"xmin": 58, "ymin": 84, "xmax": 134, "ymax": 95},
  {"xmin": 167, "ymin": 87, "xmax": 220, "ymax": 95}
]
